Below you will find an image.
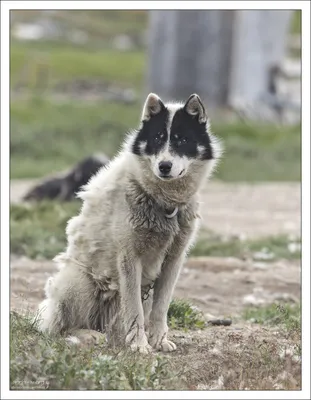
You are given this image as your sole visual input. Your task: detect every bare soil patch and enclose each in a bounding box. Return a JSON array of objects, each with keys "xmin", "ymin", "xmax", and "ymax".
[{"xmin": 10, "ymin": 255, "xmax": 300, "ymax": 318}]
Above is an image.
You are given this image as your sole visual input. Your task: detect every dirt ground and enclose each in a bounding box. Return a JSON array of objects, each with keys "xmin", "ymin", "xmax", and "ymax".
[
  {"xmin": 11, "ymin": 255, "xmax": 300, "ymax": 319},
  {"xmin": 10, "ymin": 180, "xmax": 301, "ymax": 390}
]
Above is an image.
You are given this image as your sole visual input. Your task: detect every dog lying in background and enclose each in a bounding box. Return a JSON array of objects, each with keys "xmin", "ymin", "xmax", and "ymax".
[{"xmin": 23, "ymin": 154, "xmax": 109, "ymax": 201}]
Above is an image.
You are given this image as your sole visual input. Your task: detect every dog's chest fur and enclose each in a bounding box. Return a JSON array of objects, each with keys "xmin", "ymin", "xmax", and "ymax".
[{"xmin": 126, "ymin": 180, "xmax": 198, "ymax": 283}]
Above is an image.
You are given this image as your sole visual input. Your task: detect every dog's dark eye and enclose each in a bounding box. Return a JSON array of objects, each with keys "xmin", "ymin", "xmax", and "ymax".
[
  {"xmin": 177, "ymin": 137, "xmax": 187, "ymax": 146},
  {"xmin": 155, "ymin": 132, "xmax": 165, "ymax": 144}
]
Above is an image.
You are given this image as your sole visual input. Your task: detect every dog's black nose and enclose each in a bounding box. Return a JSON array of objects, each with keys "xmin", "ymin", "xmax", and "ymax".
[{"xmin": 159, "ymin": 161, "xmax": 172, "ymax": 175}]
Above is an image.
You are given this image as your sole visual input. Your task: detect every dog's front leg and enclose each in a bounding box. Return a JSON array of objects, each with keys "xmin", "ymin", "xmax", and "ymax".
[
  {"xmin": 118, "ymin": 254, "xmax": 152, "ymax": 354},
  {"xmin": 148, "ymin": 237, "xmax": 190, "ymax": 352}
]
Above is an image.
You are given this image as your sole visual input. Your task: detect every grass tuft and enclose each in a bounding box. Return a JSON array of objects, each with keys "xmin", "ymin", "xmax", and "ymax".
[{"xmin": 168, "ymin": 299, "xmax": 205, "ymax": 330}]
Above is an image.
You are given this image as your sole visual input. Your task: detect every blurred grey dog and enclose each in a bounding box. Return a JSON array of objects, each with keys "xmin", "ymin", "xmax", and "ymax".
[{"xmin": 37, "ymin": 93, "xmax": 222, "ymax": 353}]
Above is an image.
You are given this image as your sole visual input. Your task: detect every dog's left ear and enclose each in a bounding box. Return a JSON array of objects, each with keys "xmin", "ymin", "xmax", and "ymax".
[
  {"xmin": 141, "ymin": 93, "xmax": 165, "ymax": 121},
  {"xmin": 184, "ymin": 94, "xmax": 207, "ymax": 124}
]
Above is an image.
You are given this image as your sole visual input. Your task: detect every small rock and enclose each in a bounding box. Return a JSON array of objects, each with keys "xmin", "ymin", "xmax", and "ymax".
[
  {"xmin": 253, "ymin": 247, "xmax": 275, "ymax": 261},
  {"xmin": 207, "ymin": 319, "xmax": 232, "ymax": 326},
  {"xmin": 243, "ymin": 277, "xmax": 255, "ymax": 284}
]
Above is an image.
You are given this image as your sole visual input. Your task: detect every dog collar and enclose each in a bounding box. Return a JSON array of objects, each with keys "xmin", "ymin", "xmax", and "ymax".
[{"xmin": 165, "ymin": 207, "xmax": 178, "ymax": 219}]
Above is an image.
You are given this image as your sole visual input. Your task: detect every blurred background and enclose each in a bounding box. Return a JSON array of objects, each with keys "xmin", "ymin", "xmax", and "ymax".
[{"xmin": 10, "ymin": 10, "xmax": 301, "ymax": 182}]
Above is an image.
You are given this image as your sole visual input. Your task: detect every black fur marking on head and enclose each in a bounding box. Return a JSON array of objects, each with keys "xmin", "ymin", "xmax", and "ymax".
[
  {"xmin": 169, "ymin": 107, "xmax": 213, "ymax": 160},
  {"xmin": 132, "ymin": 107, "xmax": 169, "ymax": 156}
]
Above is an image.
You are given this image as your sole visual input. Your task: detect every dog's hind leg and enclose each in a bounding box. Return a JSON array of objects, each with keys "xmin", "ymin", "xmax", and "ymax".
[
  {"xmin": 35, "ymin": 276, "xmax": 68, "ymax": 334},
  {"xmin": 35, "ymin": 297, "xmax": 68, "ymax": 334},
  {"xmin": 36, "ymin": 262, "xmax": 100, "ymax": 335}
]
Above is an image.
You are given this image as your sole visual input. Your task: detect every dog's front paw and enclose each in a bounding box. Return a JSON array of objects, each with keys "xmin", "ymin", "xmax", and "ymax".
[
  {"xmin": 148, "ymin": 325, "xmax": 177, "ymax": 352},
  {"xmin": 126, "ymin": 329, "xmax": 152, "ymax": 354}
]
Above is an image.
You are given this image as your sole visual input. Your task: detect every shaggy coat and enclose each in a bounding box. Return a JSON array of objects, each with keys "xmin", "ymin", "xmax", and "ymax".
[{"xmin": 37, "ymin": 93, "xmax": 222, "ymax": 353}]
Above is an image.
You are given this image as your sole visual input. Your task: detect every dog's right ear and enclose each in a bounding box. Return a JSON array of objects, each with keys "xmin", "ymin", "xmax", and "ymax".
[{"xmin": 141, "ymin": 93, "xmax": 165, "ymax": 121}]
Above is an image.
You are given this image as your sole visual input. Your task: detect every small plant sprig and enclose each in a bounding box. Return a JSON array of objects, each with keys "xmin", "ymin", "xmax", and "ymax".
[{"xmin": 168, "ymin": 299, "xmax": 205, "ymax": 331}]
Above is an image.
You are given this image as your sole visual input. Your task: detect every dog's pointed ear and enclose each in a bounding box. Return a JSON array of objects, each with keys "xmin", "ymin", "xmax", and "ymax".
[
  {"xmin": 184, "ymin": 94, "xmax": 207, "ymax": 123},
  {"xmin": 142, "ymin": 93, "xmax": 165, "ymax": 121}
]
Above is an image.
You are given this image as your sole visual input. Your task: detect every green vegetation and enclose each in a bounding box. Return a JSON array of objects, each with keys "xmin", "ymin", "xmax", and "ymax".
[
  {"xmin": 10, "ymin": 201, "xmax": 80, "ymax": 259},
  {"xmin": 10, "ymin": 311, "xmax": 181, "ymax": 390},
  {"xmin": 10, "ymin": 10, "xmax": 146, "ymax": 89},
  {"xmin": 10, "ymin": 97, "xmax": 301, "ymax": 181},
  {"xmin": 243, "ymin": 302, "xmax": 301, "ymax": 333},
  {"xmin": 192, "ymin": 230, "xmax": 301, "ymax": 261},
  {"xmin": 212, "ymin": 121, "xmax": 301, "ymax": 182},
  {"xmin": 11, "ymin": 44, "xmax": 145, "ymax": 89},
  {"xmin": 10, "ymin": 305, "xmax": 301, "ymax": 391},
  {"xmin": 11, "ymin": 10, "xmax": 147, "ymax": 44},
  {"xmin": 10, "ymin": 99, "xmax": 139, "ymax": 178},
  {"xmin": 168, "ymin": 299, "xmax": 205, "ymax": 330},
  {"xmin": 10, "ymin": 299, "xmax": 202, "ymax": 390}
]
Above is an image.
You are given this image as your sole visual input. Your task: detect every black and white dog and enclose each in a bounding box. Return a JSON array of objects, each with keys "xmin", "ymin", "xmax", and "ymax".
[{"xmin": 37, "ymin": 93, "xmax": 222, "ymax": 353}]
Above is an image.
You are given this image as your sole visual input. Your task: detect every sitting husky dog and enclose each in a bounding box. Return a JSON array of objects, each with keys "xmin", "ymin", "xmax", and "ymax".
[{"xmin": 37, "ymin": 93, "xmax": 222, "ymax": 353}]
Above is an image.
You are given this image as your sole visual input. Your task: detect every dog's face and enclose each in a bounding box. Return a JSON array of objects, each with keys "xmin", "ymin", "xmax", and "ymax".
[{"xmin": 132, "ymin": 93, "xmax": 214, "ymax": 181}]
